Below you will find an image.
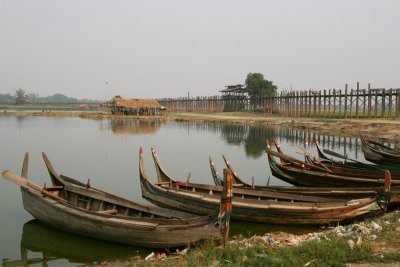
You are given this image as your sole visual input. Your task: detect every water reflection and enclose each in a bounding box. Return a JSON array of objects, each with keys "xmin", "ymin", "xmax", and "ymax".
[
  {"xmin": 101, "ymin": 119, "xmax": 163, "ymax": 135},
  {"xmin": 2, "ymin": 220, "xmax": 150, "ymax": 267},
  {"xmin": 170, "ymin": 121, "xmax": 363, "ymax": 159},
  {"xmin": 1, "ymin": 116, "xmax": 368, "ymax": 266}
]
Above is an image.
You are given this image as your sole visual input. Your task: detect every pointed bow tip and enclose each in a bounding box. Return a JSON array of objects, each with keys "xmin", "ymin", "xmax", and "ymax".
[{"xmin": 265, "ymin": 139, "xmax": 271, "ymax": 148}]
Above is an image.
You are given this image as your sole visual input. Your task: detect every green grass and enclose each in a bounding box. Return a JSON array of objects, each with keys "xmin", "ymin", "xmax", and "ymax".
[
  {"xmin": 0, "ymin": 104, "xmax": 83, "ymax": 111},
  {"xmin": 0, "ymin": 105, "xmax": 111, "ymax": 112}
]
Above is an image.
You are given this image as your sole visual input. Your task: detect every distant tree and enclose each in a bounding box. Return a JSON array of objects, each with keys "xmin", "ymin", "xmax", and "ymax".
[
  {"xmin": 0, "ymin": 93, "xmax": 16, "ymax": 104},
  {"xmin": 15, "ymin": 89, "xmax": 28, "ymax": 105},
  {"xmin": 27, "ymin": 93, "xmax": 39, "ymax": 103},
  {"xmin": 245, "ymin": 73, "xmax": 277, "ymax": 98}
]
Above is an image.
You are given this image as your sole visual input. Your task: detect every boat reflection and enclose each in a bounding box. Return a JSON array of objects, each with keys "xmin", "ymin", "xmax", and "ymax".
[{"xmin": 3, "ymin": 220, "xmax": 150, "ymax": 267}]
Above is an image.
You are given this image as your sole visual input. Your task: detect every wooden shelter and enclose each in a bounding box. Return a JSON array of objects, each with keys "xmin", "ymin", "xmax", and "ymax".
[
  {"xmin": 111, "ymin": 96, "xmax": 162, "ymax": 115},
  {"xmin": 220, "ymin": 84, "xmax": 248, "ymax": 111}
]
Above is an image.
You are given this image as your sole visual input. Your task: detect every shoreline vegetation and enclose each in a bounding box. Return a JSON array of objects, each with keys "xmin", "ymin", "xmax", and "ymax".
[{"xmin": 3, "ymin": 109, "xmax": 400, "ymax": 266}]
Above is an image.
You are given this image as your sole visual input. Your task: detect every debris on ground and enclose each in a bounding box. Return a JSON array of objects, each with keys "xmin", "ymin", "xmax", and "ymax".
[{"xmin": 227, "ymin": 219, "xmax": 393, "ymax": 250}]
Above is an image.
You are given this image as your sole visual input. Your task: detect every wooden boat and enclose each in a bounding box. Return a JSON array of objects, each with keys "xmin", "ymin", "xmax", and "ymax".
[
  {"xmin": 140, "ymin": 147, "xmax": 390, "ymax": 225},
  {"xmin": 307, "ymin": 137, "xmax": 400, "ymax": 173},
  {"xmin": 275, "ymin": 139, "xmax": 400, "ymax": 179},
  {"xmin": 266, "ymin": 139, "xmax": 400, "ymax": 187},
  {"xmin": 362, "ymin": 137, "xmax": 400, "ymax": 165},
  {"xmin": 210, "ymin": 154, "xmax": 400, "ymax": 205},
  {"xmin": 2, "ymin": 152, "xmax": 232, "ymax": 248}
]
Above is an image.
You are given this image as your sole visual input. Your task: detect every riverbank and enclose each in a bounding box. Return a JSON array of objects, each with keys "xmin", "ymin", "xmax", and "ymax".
[
  {"xmin": 3, "ymin": 110, "xmax": 400, "ymax": 141},
  {"xmin": 114, "ymin": 210, "xmax": 400, "ymax": 266}
]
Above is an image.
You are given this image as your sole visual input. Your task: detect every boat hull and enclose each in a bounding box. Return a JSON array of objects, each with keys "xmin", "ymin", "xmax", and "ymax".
[{"xmin": 21, "ymin": 187, "xmax": 218, "ymax": 248}]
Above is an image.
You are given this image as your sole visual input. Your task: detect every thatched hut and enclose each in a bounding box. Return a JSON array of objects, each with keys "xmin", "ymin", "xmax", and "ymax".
[{"xmin": 111, "ymin": 96, "xmax": 163, "ymax": 115}]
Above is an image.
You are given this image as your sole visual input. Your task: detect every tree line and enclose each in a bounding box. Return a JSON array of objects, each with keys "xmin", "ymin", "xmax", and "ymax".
[
  {"xmin": 1, "ymin": 72, "xmax": 277, "ymax": 105},
  {"xmin": 0, "ymin": 89, "xmax": 101, "ymax": 105}
]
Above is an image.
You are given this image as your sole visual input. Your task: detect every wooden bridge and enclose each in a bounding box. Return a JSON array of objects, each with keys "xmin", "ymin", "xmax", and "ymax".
[{"xmin": 158, "ymin": 83, "xmax": 400, "ymax": 119}]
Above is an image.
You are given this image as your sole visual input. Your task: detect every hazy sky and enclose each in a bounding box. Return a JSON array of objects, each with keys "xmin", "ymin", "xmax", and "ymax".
[{"xmin": 1, "ymin": 0, "xmax": 399, "ymax": 100}]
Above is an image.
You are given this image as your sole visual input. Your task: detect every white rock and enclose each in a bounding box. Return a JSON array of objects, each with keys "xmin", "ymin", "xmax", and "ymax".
[
  {"xmin": 348, "ymin": 239, "xmax": 354, "ymax": 250},
  {"xmin": 371, "ymin": 221, "xmax": 382, "ymax": 231},
  {"xmin": 370, "ymin": 235, "xmax": 378, "ymax": 240}
]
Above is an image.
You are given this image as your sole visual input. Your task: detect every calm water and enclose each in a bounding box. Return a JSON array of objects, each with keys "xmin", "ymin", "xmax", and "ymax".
[{"xmin": 0, "ymin": 115, "xmax": 365, "ymax": 266}]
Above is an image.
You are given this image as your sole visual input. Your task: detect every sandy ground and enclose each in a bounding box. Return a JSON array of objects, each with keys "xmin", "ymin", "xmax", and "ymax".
[{"xmin": 175, "ymin": 112, "xmax": 400, "ymax": 141}]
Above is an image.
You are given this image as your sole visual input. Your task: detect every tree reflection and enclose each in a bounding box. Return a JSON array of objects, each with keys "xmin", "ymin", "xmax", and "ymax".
[
  {"xmin": 220, "ymin": 124, "xmax": 248, "ymax": 145},
  {"xmin": 221, "ymin": 124, "xmax": 275, "ymax": 157},
  {"xmin": 244, "ymin": 127, "xmax": 275, "ymax": 157}
]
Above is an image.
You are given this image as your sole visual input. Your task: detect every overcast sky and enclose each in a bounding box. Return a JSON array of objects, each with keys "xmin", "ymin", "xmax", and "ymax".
[{"xmin": 1, "ymin": 0, "xmax": 399, "ymax": 100}]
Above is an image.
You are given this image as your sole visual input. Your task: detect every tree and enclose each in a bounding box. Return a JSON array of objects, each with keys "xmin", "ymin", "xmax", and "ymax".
[
  {"xmin": 15, "ymin": 89, "xmax": 28, "ymax": 105},
  {"xmin": 245, "ymin": 73, "xmax": 277, "ymax": 98},
  {"xmin": 27, "ymin": 93, "xmax": 39, "ymax": 103}
]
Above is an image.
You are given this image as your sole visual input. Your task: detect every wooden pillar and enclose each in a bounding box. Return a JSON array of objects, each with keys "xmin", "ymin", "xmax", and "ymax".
[
  {"xmin": 323, "ymin": 89, "xmax": 327, "ymax": 118},
  {"xmin": 318, "ymin": 90, "xmax": 322, "ymax": 117},
  {"xmin": 355, "ymin": 83, "xmax": 359, "ymax": 118},
  {"xmin": 382, "ymin": 89, "xmax": 386, "ymax": 118},
  {"xmin": 332, "ymin": 89, "xmax": 336, "ymax": 118},
  {"xmin": 388, "ymin": 89, "xmax": 393, "ymax": 118},
  {"xmin": 339, "ymin": 89, "xmax": 342, "ymax": 119},
  {"xmin": 350, "ymin": 89, "xmax": 353, "ymax": 118},
  {"xmin": 313, "ymin": 90, "xmax": 317, "ymax": 117},
  {"xmin": 301, "ymin": 91, "xmax": 303, "ymax": 116},
  {"xmin": 368, "ymin": 84, "xmax": 372, "ymax": 118},
  {"xmin": 309, "ymin": 90, "xmax": 312, "ymax": 117},
  {"xmin": 344, "ymin": 85, "xmax": 348, "ymax": 118},
  {"xmin": 397, "ymin": 89, "xmax": 400, "ymax": 118},
  {"xmin": 374, "ymin": 89, "xmax": 378, "ymax": 118}
]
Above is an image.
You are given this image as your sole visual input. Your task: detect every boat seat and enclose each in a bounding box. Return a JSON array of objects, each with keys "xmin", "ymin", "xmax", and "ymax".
[
  {"xmin": 43, "ymin": 185, "xmax": 63, "ymax": 197},
  {"xmin": 44, "ymin": 185, "xmax": 64, "ymax": 192},
  {"xmin": 97, "ymin": 209, "xmax": 118, "ymax": 215}
]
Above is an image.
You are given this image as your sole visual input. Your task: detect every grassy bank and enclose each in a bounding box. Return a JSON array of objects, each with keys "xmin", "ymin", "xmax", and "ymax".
[
  {"xmin": 117, "ymin": 210, "xmax": 400, "ymax": 266},
  {"xmin": 0, "ymin": 104, "xmax": 90, "ymax": 111},
  {"xmin": 0, "ymin": 104, "xmax": 114, "ymax": 112}
]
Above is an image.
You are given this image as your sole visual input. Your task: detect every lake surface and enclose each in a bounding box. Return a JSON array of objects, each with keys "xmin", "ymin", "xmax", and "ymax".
[{"xmin": 0, "ymin": 115, "xmax": 365, "ymax": 266}]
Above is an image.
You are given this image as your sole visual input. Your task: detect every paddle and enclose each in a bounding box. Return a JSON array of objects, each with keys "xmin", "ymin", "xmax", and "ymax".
[
  {"xmin": 265, "ymin": 146, "xmax": 335, "ymax": 173},
  {"xmin": 2, "ymin": 170, "xmax": 70, "ymax": 205},
  {"xmin": 322, "ymin": 149, "xmax": 385, "ymax": 171},
  {"xmin": 297, "ymin": 146, "xmax": 333, "ymax": 173},
  {"xmin": 297, "ymin": 145, "xmax": 316, "ymax": 159}
]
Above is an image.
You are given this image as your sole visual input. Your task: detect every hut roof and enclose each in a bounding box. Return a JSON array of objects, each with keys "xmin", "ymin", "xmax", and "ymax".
[
  {"xmin": 220, "ymin": 84, "xmax": 246, "ymax": 93},
  {"xmin": 112, "ymin": 97, "xmax": 161, "ymax": 109}
]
